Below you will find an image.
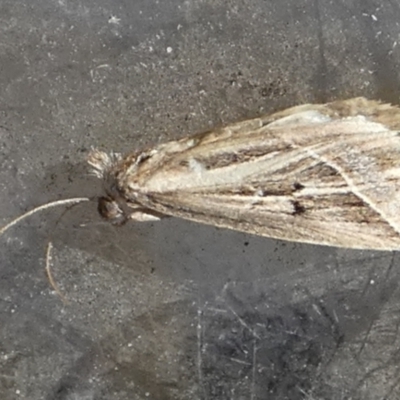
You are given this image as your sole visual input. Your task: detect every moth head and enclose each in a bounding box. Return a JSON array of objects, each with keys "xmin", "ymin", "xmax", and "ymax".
[
  {"xmin": 97, "ymin": 196, "xmax": 127, "ymax": 225},
  {"xmin": 87, "ymin": 148, "xmax": 130, "ymax": 225},
  {"xmin": 87, "ymin": 148, "xmax": 122, "ymax": 179}
]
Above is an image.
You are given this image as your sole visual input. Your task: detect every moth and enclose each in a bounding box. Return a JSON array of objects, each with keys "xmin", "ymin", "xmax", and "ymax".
[
  {"xmin": 2, "ymin": 97, "xmax": 400, "ymax": 251},
  {"xmin": 85, "ymin": 97, "xmax": 400, "ymax": 251}
]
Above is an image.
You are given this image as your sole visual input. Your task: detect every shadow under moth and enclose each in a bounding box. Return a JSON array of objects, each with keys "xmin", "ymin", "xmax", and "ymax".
[{"xmin": 2, "ymin": 97, "xmax": 400, "ymax": 251}]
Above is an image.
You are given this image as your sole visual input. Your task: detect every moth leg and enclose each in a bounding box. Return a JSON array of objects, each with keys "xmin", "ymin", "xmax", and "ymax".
[{"xmin": 128, "ymin": 211, "xmax": 162, "ymax": 222}]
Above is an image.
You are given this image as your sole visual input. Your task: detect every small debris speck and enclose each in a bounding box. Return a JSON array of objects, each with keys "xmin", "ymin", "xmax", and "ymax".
[{"xmin": 108, "ymin": 15, "xmax": 121, "ymax": 25}]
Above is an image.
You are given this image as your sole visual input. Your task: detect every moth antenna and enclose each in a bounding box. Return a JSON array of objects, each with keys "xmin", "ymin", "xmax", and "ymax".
[
  {"xmin": 42, "ymin": 199, "xmax": 92, "ymax": 303},
  {"xmin": 45, "ymin": 241, "xmax": 68, "ymax": 304},
  {"xmin": 0, "ymin": 197, "xmax": 90, "ymax": 237}
]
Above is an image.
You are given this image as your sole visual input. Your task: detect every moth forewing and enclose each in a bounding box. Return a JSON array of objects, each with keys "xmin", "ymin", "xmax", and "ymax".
[{"xmin": 88, "ymin": 97, "xmax": 400, "ymax": 251}]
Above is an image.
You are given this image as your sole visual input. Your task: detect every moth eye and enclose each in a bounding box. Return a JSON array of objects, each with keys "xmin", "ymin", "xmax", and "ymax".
[{"xmin": 98, "ymin": 196, "xmax": 124, "ymax": 223}]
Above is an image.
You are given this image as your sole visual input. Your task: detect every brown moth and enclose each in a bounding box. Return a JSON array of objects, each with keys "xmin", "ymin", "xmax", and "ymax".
[
  {"xmin": 2, "ymin": 97, "xmax": 400, "ymax": 251},
  {"xmin": 86, "ymin": 97, "xmax": 400, "ymax": 251}
]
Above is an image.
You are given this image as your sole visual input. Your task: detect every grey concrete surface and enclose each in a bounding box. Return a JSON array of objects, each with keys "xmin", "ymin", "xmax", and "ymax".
[{"xmin": 1, "ymin": 0, "xmax": 400, "ymax": 399}]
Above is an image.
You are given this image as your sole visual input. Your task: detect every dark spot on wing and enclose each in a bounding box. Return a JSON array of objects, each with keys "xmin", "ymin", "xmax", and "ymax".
[
  {"xmin": 292, "ymin": 200, "xmax": 306, "ymax": 215},
  {"xmin": 196, "ymin": 143, "xmax": 293, "ymax": 170},
  {"xmin": 293, "ymin": 182, "xmax": 305, "ymax": 191}
]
